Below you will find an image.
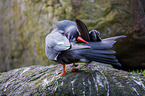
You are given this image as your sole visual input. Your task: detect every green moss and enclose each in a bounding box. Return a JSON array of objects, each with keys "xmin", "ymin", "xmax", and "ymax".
[{"xmin": 132, "ymin": 69, "xmax": 145, "ymax": 76}]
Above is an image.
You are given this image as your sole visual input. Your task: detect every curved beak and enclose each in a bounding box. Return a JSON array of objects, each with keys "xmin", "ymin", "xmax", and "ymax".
[{"xmin": 77, "ymin": 36, "xmax": 89, "ymax": 44}]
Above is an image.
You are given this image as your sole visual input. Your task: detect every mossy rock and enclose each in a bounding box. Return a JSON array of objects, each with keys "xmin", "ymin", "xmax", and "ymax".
[{"xmin": 0, "ymin": 62, "xmax": 145, "ymax": 96}]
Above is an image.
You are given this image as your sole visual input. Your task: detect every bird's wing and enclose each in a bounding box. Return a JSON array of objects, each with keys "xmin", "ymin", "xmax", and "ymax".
[
  {"xmin": 75, "ymin": 18, "xmax": 90, "ymax": 41},
  {"xmin": 70, "ymin": 42, "xmax": 91, "ymax": 50},
  {"xmin": 45, "ymin": 30, "xmax": 70, "ymax": 52}
]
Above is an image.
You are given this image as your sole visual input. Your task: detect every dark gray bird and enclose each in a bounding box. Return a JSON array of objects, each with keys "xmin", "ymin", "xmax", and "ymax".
[{"xmin": 45, "ymin": 19, "xmax": 126, "ymax": 76}]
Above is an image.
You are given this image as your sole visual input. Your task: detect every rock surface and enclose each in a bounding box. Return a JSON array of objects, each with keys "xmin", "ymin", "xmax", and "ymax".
[
  {"xmin": 0, "ymin": 62, "xmax": 145, "ymax": 96},
  {"xmin": 114, "ymin": 34, "xmax": 145, "ymax": 70}
]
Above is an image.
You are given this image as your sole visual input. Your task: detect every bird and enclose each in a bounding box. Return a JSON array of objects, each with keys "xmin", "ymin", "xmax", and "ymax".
[{"xmin": 45, "ymin": 18, "xmax": 126, "ymax": 76}]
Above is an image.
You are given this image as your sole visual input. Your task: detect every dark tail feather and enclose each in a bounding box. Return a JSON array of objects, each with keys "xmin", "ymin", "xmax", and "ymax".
[
  {"xmin": 75, "ymin": 48, "xmax": 122, "ymax": 67},
  {"xmin": 89, "ymin": 42, "xmax": 114, "ymax": 49},
  {"xmin": 80, "ymin": 50, "xmax": 122, "ymax": 67},
  {"xmin": 77, "ymin": 49, "xmax": 116, "ymax": 58},
  {"xmin": 71, "ymin": 35, "xmax": 126, "ymax": 67},
  {"xmin": 103, "ymin": 35, "xmax": 126, "ymax": 41},
  {"xmin": 89, "ymin": 35, "xmax": 126, "ymax": 49},
  {"xmin": 81, "ymin": 36, "xmax": 126, "ymax": 67},
  {"xmin": 88, "ymin": 50, "xmax": 116, "ymax": 54}
]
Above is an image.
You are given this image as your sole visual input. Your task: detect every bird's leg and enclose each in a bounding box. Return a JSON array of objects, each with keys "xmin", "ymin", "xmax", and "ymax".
[
  {"xmin": 60, "ymin": 64, "xmax": 66, "ymax": 76},
  {"xmin": 70, "ymin": 62, "xmax": 78, "ymax": 72}
]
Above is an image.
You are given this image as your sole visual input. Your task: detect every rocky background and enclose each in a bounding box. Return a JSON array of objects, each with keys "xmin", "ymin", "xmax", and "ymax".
[
  {"xmin": 0, "ymin": 0, "xmax": 145, "ymax": 71},
  {"xmin": 0, "ymin": 0, "xmax": 145, "ymax": 95}
]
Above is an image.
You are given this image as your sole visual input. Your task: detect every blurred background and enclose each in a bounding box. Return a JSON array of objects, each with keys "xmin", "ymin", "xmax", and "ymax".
[{"xmin": 0, "ymin": 0, "xmax": 145, "ymax": 72}]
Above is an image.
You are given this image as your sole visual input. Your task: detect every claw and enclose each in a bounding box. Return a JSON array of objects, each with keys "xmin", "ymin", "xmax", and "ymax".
[
  {"xmin": 60, "ymin": 71, "xmax": 66, "ymax": 76},
  {"xmin": 70, "ymin": 62, "xmax": 78, "ymax": 72},
  {"xmin": 70, "ymin": 68, "xmax": 78, "ymax": 72}
]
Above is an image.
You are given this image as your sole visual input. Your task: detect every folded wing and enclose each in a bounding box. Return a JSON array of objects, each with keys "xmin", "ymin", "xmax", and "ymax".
[{"xmin": 75, "ymin": 18, "xmax": 90, "ymax": 41}]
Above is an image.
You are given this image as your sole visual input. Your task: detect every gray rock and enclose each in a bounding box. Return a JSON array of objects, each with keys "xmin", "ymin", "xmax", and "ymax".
[
  {"xmin": 113, "ymin": 34, "xmax": 145, "ymax": 70},
  {"xmin": 0, "ymin": 62, "xmax": 145, "ymax": 96}
]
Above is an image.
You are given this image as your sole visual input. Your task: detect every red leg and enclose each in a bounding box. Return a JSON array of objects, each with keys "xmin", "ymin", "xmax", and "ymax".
[
  {"xmin": 60, "ymin": 64, "xmax": 66, "ymax": 76},
  {"xmin": 70, "ymin": 62, "xmax": 78, "ymax": 72},
  {"xmin": 73, "ymin": 62, "xmax": 75, "ymax": 66}
]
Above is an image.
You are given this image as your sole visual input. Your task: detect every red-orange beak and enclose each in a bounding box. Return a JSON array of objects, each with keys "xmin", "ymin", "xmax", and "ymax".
[{"xmin": 77, "ymin": 36, "xmax": 89, "ymax": 44}]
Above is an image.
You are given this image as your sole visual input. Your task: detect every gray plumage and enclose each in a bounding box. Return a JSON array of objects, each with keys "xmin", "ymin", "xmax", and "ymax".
[{"xmin": 45, "ymin": 19, "xmax": 126, "ymax": 67}]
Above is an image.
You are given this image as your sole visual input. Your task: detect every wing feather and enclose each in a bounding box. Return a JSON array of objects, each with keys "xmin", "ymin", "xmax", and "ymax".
[
  {"xmin": 45, "ymin": 30, "xmax": 70, "ymax": 51},
  {"xmin": 75, "ymin": 18, "xmax": 90, "ymax": 41}
]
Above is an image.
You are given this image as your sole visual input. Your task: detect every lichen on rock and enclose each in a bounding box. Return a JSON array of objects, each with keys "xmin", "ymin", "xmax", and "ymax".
[{"xmin": 0, "ymin": 62, "xmax": 145, "ymax": 96}]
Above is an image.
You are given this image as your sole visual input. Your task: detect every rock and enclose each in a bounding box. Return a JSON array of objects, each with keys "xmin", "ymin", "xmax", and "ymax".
[
  {"xmin": 113, "ymin": 34, "xmax": 145, "ymax": 70},
  {"xmin": 112, "ymin": 0, "xmax": 145, "ymax": 70},
  {"xmin": 0, "ymin": 62, "xmax": 145, "ymax": 96}
]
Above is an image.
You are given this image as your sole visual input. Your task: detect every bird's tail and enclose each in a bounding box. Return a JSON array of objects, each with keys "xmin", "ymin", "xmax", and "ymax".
[
  {"xmin": 76, "ymin": 35, "xmax": 126, "ymax": 67},
  {"xmin": 78, "ymin": 49, "xmax": 121, "ymax": 67},
  {"xmin": 89, "ymin": 35, "xmax": 126, "ymax": 49}
]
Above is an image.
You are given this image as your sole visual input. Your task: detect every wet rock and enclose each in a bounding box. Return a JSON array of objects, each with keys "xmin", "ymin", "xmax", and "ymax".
[{"xmin": 0, "ymin": 62, "xmax": 145, "ymax": 96}]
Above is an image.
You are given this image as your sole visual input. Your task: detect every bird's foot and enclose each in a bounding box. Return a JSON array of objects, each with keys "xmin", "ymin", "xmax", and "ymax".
[
  {"xmin": 59, "ymin": 71, "xmax": 66, "ymax": 76},
  {"xmin": 70, "ymin": 68, "xmax": 78, "ymax": 72}
]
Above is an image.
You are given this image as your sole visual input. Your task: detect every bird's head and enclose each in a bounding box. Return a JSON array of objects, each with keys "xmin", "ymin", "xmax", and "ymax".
[
  {"xmin": 55, "ymin": 20, "xmax": 89, "ymax": 44},
  {"xmin": 65, "ymin": 26, "xmax": 88, "ymax": 44}
]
